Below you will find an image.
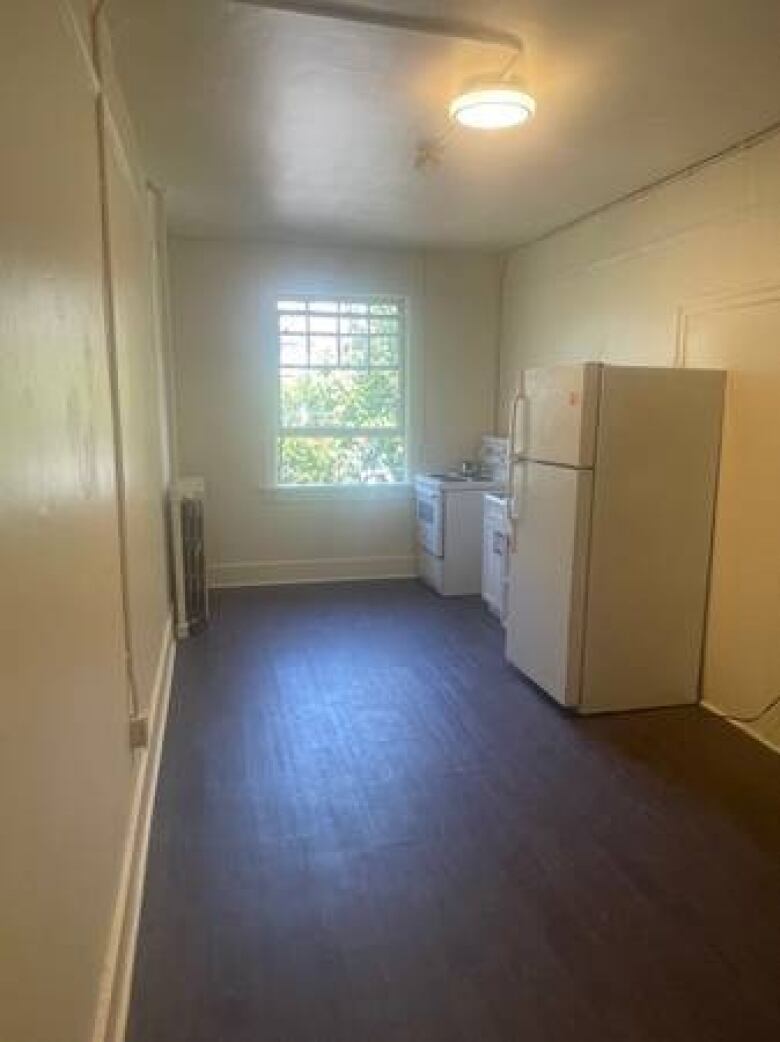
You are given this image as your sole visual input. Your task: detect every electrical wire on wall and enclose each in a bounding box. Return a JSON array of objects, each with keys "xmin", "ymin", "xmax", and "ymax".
[{"xmin": 723, "ymin": 691, "xmax": 780, "ymax": 725}]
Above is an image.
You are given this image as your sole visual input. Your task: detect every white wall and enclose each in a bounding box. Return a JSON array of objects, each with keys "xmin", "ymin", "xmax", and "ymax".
[
  {"xmin": 0, "ymin": 5, "xmax": 173, "ymax": 1042},
  {"xmin": 169, "ymin": 237, "xmax": 501, "ymax": 586},
  {"xmin": 499, "ymin": 129, "xmax": 780, "ymax": 750}
]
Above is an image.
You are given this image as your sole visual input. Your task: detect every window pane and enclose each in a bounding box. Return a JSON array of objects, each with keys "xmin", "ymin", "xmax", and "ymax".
[
  {"xmin": 280, "ymin": 314, "xmax": 306, "ymax": 334},
  {"xmin": 278, "ymin": 299, "xmax": 306, "ymax": 311},
  {"xmin": 279, "ymin": 435, "xmax": 405, "ymax": 484},
  {"xmin": 370, "ymin": 317, "xmax": 399, "ymax": 335},
  {"xmin": 340, "ymin": 335, "xmax": 368, "ymax": 366},
  {"xmin": 340, "ymin": 316, "xmax": 369, "ymax": 335},
  {"xmin": 280, "ymin": 334, "xmax": 307, "ymax": 365},
  {"xmin": 310, "ymin": 300, "xmax": 338, "ymax": 313},
  {"xmin": 340, "ymin": 301, "xmax": 368, "ymax": 314},
  {"xmin": 280, "ymin": 369, "xmax": 401, "ymax": 428},
  {"xmin": 310, "ymin": 315, "xmax": 338, "ymax": 334},
  {"xmin": 370, "ymin": 335, "xmax": 400, "ymax": 365},
  {"xmin": 370, "ymin": 301, "xmax": 400, "ymax": 315},
  {"xmin": 310, "ymin": 335, "xmax": 338, "ymax": 365}
]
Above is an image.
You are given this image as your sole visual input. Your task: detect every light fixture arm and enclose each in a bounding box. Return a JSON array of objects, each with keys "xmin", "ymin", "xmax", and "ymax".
[{"xmin": 234, "ymin": 1, "xmax": 525, "ymax": 56}]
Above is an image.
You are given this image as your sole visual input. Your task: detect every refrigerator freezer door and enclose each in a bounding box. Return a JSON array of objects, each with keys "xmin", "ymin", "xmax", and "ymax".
[
  {"xmin": 505, "ymin": 461, "xmax": 593, "ymax": 706},
  {"xmin": 517, "ymin": 363, "xmax": 601, "ymax": 467}
]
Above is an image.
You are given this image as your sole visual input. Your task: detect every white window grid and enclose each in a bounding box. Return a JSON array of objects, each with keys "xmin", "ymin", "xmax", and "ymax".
[{"xmin": 275, "ymin": 294, "xmax": 408, "ymax": 481}]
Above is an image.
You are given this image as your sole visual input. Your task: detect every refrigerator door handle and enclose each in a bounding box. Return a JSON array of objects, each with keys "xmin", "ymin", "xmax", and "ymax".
[
  {"xmin": 508, "ymin": 385, "xmax": 528, "ymax": 552},
  {"xmin": 508, "ymin": 460, "xmax": 526, "ymax": 550},
  {"xmin": 509, "ymin": 390, "xmax": 527, "ymax": 459}
]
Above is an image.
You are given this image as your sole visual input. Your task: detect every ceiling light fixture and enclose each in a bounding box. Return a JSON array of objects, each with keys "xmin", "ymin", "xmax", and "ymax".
[{"xmin": 449, "ymin": 80, "xmax": 536, "ymax": 130}]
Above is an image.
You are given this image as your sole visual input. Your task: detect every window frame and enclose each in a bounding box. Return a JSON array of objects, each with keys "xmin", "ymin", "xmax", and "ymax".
[{"xmin": 273, "ymin": 292, "xmax": 409, "ymax": 489}]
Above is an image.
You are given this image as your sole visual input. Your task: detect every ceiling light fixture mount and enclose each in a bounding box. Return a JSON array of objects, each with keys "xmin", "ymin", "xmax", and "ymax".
[
  {"xmin": 449, "ymin": 79, "xmax": 536, "ymax": 130},
  {"xmin": 236, "ymin": 1, "xmax": 535, "ymax": 158}
]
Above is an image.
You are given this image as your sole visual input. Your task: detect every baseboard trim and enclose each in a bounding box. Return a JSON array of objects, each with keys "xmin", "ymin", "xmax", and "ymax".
[
  {"xmin": 701, "ymin": 699, "xmax": 780, "ymax": 756},
  {"xmin": 91, "ymin": 615, "xmax": 176, "ymax": 1042},
  {"xmin": 209, "ymin": 555, "xmax": 417, "ymax": 588}
]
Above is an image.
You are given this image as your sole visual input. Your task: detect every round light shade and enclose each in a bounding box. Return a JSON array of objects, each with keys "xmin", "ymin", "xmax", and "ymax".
[{"xmin": 449, "ymin": 83, "xmax": 536, "ymax": 130}]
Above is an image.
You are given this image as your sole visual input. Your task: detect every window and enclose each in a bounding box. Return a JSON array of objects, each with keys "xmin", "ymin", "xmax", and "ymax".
[{"xmin": 276, "ymin": 295, "xmax": 407, "ymax": 486}]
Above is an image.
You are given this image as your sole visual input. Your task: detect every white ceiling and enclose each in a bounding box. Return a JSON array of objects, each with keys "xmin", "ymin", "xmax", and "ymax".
[{"xmin": 107, "ymin": 0, "xmax": 780, "ymax": 249}]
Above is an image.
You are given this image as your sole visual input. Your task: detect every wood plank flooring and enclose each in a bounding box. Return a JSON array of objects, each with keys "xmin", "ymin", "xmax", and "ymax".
[{"xmin": 127, "ymin": 581, "xmax": 780, "ymax": 1042}]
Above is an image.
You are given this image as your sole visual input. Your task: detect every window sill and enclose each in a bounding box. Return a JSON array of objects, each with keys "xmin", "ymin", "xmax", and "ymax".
[{"xmin": 258, "ymin": 483, "xmax": 414, "ymax": 504}]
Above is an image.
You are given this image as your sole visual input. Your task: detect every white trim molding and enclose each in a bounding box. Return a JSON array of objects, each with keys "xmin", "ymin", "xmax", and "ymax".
[
  {"xmin": 91, "ymin": 616, "xmax": 177, "ymax": 1042},
  {"xmin": 674, "ymin": 279, "xmax": 780, "ymax": 367},
  {"xmin": 210, "ymin": 555, "xmax": 417, "ymax": 588}
]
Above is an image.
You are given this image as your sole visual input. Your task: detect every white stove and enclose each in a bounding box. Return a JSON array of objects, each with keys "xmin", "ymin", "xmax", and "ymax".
[{"xmin": 415, "ymin": 438, "xmax": 508, "ymax": 596}]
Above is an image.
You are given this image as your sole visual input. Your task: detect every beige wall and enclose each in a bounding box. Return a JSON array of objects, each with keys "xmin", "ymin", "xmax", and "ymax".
[
  {"xmin": 0, "ymin": 4, "xmax": 172, "ymax": 1042},
  {"xmin": 499, "ymin": 129, "xmax": 780, "ymax": 749},
  {"xmin": 169, "ymin": 237, "xmax": 501, "ymax": 586}
]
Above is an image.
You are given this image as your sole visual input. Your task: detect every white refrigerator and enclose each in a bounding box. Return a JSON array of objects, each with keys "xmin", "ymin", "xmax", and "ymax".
[{"xmin": 505, "ymin": 363, "xmax": 725, "ymax": 713}]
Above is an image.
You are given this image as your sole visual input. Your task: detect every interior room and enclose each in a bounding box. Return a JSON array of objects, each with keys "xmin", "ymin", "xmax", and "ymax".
[{"xmin": 2, "ymin": 3, "xmax": 780, "ymax": 1041}]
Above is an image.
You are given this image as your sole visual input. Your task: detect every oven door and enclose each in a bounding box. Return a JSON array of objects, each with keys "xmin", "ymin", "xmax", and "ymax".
[{"xmin": 416, "ymin": 487, "xmax": 443, "ymax": 557}]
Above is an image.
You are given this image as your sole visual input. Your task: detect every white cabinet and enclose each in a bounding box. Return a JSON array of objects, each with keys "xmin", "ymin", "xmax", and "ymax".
[{"xmin": 482, "ymin": 494, "xmax": 509, "ymax": 621}]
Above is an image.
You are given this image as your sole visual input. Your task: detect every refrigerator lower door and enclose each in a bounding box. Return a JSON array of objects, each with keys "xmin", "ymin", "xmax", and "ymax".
[{"xmin": 505, "ymin": 461, "xmax": 593, "ymax": 706}]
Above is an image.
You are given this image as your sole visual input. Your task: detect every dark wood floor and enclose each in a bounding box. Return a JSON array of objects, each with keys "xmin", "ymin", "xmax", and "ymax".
[{"xmin": 127, "ymin": 581, "xmax": 780, "ymax": 1042}]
